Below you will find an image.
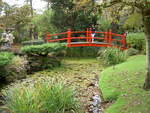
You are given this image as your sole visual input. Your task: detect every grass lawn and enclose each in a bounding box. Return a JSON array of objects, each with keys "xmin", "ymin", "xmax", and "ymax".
[{"xmin": 100, "ymin": 55, "xmax": 150, "ymax": 113}]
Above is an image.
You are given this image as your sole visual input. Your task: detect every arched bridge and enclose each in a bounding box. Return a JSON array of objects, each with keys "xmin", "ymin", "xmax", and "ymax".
[{"xmin": 45, "ymin": 28, "xmax": 129, "ymax": 50}]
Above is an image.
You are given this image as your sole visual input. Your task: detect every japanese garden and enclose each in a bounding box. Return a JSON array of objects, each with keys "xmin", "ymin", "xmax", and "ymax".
[{"xmin": 0, "ymin": 0, "xmax": 150, "ymax": 113}]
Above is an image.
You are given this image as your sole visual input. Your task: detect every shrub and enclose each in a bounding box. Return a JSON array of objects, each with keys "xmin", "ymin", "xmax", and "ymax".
[
  {"xmin": 21, "ymin": 43, "xmax": 66, "ymax": 56},
  {"xmin": 2, "ymin": 77, "xmax": 79, "ymax": 113},
  {"xmin": 125, "ymin": 48, "xmax": 139, "ymax": 56},
  {"xmin": 6, "ymin": 56, "xmax": 28, "ymax": 81},
  {"xmin": 66, "ymin": 46, "xmax": 100, "ymax": 57},
  {"xmin": 27, "ymin": 56, "xmax": 61, "ymax": 73},
  {"xmin": 126, "ymin": 32, "xmax": 145, "ymax": 51},
  {"xmin": 22, "ymin": 40, "xmax": 44, "ymax": 46},
  {"xmin": 98, "ymin": 48, "xmax": 128, "ymax": 66},
  {"xmin": 0, "ymin": 52, "xmax": 14, "ymax": 78},
  {"xmin": 0, "ymin": 52, "xmax": 14, "ymax": 67},
  {"xmin": 0, "ymin": 54, "xmax": 28, "ymax": 82},
  {"xmin": 21, "ymin": 43, "xmax": 65, "ymax": 73}
]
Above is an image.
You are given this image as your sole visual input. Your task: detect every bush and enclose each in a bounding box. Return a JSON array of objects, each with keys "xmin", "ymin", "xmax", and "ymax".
[
  {"xmin": 21, "ymin": 43, "xmax": 66, "ymax": 56},
  {"xmin": 2, "ymin": 77, "xmax": 79, "ymax": 113},
  {"xmin": 126, "ymin": 32, "xmax": 145, "ymax": 51},
  {"xmin": 0, "ymin": 52, "xmax": 14, "ymax": 78},
  {"xmin": 6, "ymin": 56, "xmax": 28, "ymax": 81},
  {"xmin": 22, "ymin": 40, "xmax": 45, "ymax": 46},
  {"xmin": 125, "ymin": 48, "xmax": 139, "ymax": 56},
  {"xmin": 98, "ymin": 48, "xmax": 128, "ymax": 66},
  {"xmin": 27, "ymin": 56, "xmax": 61, "ymax": 73},
  {"xmin": 0, "ymin": 54, "xmax": 28, "ymax": 82},
  {"xmin": 0, "ymin": 52, "xmax": 14, "ymax": 67},
  {"xmin": 21, "ymin": 43, "xmax": 66, "ymax": 73},
  {"xmin": 66, "ymin": 47, "xmax": 100, "ymax": 57}
]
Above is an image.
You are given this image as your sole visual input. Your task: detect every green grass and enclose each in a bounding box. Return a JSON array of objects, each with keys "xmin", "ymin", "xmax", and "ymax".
[
  {"xmin": 100, "ymin": 55, "xmax": 150, "ymax": 113},
  {"xmin": 2, "ymin": 77, "xmax": 79, "ymax": 113}
]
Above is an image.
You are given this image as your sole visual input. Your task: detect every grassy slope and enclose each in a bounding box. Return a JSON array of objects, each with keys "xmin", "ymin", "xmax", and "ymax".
[{"xmin": 100, "ymin": 55, "xmax": 150, "ymax": 113}]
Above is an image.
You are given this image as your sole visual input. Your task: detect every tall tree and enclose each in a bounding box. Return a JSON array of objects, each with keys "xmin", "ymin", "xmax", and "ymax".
[
  {"xmin": 42, "ymin": 0, "xmax": 101, "ymax": 31},
  {"xmin": 26, "ymin": 0, "xmax": 34, "ymax": 39},
  {"xmin": 0, "ymin": 4, "xmax": 31, "ymax": 40},
  {"xmin": 100, "ymin": 0, "xmax": 150, "ymax": 90}
]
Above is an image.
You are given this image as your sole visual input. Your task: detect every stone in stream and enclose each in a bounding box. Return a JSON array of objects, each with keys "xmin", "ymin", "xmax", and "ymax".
[
  {"xmin": 92, "ymin": 95, "xmax": 101, "ymax": 106},
  {"xmin": 90, "ymin": 94, "xmax": 102, "ymax": 113}
]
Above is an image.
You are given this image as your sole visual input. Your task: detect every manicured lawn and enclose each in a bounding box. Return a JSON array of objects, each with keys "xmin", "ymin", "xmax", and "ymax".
[{"xmin": 100, "ymin": 55, "xmax": 150, "ymax": 113}]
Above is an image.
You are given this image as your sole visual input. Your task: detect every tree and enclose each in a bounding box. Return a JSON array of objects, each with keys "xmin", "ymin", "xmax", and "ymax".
[
  {"xmin": 26, "ymin": 0, "xmax": 35, "ymax": 39},
  {"xmin": 32, "ymin": 10, "xmax": 58, "ymax": 38},
  {"xmin": 0, "ymin": 4, "xmax": 31, "ymax": 41},
  {"xmin": 43, "ymin": 0, "xmax": 101, "ymax": 31},
  {"xmin": 100, "ymin": 0, "xmax": 150, "ymax": 90}
]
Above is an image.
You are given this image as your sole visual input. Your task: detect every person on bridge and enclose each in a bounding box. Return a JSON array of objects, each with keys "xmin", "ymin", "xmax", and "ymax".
[{"xmin": 91, "ymin": 24, "xmax": 96, "ymax": 43}]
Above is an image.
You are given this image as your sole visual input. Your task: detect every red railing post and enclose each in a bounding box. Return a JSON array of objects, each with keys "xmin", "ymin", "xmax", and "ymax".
[
  {"xmin": 122, "ymin": 34, "xmax": 126, "ymax": 48},
  {"xmin": 104, "ymin": 32, "xmax": 108, "ymax": 43},
  {"xmin": 86, "ymin": 28, "xmax": 89, "ymax": 42},
  {"xmin": 45, "ymin": 33, "xmax": 51, "ymax": 43},
  {"xmin": 109, "ymin": 29, "xmax": 112, "ymax": 44},
  {"xmin": 67, "ymin": 29, "xmax": 71, "ymax": 47},
  {"xmin": 89, "ymin": 28, "xmax": 92, "ymax": 43}
]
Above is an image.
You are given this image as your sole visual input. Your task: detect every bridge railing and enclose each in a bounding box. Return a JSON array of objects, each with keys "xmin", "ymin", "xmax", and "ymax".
[{"xmin": 45, "ymin": 28, "xmax": 128, "ymax": 49}]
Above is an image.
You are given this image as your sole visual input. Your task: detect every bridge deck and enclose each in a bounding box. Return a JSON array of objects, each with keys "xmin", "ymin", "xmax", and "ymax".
[{"xmin": 69, "ymin": 42, "xmax": 108, "ymax": 44}]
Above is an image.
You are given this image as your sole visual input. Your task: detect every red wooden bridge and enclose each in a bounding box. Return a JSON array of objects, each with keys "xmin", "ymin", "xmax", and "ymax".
[{"xmin": 45, "ymin": 28, "xmax": 129, "ymax": 50}]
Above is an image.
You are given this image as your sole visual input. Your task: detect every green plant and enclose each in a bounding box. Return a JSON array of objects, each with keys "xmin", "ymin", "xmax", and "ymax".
[
  {"xmin": 66, "ymin": 47, "xmax": 100, "ymax": 57},
  {"xmin": 0, "ymin": 52, "xmax": 14, "ymax": 67},
  {"xmin": 2, "ymin": 77, "xmax": 79, "ymax": 113},
  {"xmin": 22, "ymin": 40, "xmax": 45, "ymax": 46},
  {"xmin": 125, "ymin": 48, "xmax": 139, "ymax": 56},
  {"xmin": 21, "ymin": 43, "xmax": 65, "ymax": 73},
  {"xmin": 37, "ymin": 81, "xmax": 78, "ymax": 113},
  {"xmin": 21, "ymin": 43, "xmax": 66, "ymax": 56},
  {"xmin": 97, "ymin": 17, "xmax": 111, "ymax": 31},
  {"xmin": 6, "ymin": 56, "xmax": 28, "ymax": 81},
  {"xmin": 126, "ymin": 32, "xmax": 145, "ymax": 51},
  {"xmin": 98, "ymin": 48, "xmax": 128, "ymax": 66}
]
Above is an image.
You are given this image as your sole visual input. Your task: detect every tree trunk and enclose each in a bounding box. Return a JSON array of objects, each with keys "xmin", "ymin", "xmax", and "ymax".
[
  {"xmin": 142, "ymin": 8, "xmax": 150, "ymax": 90},
  {"xmin": 29, "ymin": 27, "xmax": 33, "ymax": 40},
  {"xmin": 29, "ymin": 0, "xmax": 33, "ymax": 40},
  {"xmin": 30, "ymin": 0, "xmax": 33, "ymax": 17}
]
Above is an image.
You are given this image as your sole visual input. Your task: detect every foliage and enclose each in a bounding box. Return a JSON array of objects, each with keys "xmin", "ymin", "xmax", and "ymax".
[
  {"xmin": 126, "ymin": 32, "xmax": 145, "ymax": 51},
  {"xmin": 42, "ymin": 0, "xmax": 101, "ymax": 32},
  {"xmin": 0, "ymin": 4, "xmax": 31, "ymax": 40},
  {"xmin": 0, "ymin": 52, "xmax": 14, "ymax": 67},
  {"xmin": 27, "ymin": 56, "xmax": 61, "ymax": 73},
  {"xmin": 21, "ymin": 43, "xmax": 65, "ymax": 73},
  {"xmin": 32, "ymin": 10, "xmax": 59, "ymax": 37},
  {"xmin": 2, "ymin": 77, "xmax": 79, "ymax": 113},
  {"xmin": 125, "ymin": 48, "xmax": 139, "ymax": 56},
  {"xmin": 6, "ymin": 56, "xmax": 28, "ymax": 81},
  {"xmin": 123, "ymin": 13, "xmax": 142, "ymax": 30},
  {"xmin": 21, "ymin": 43, "xmax": 66, "ymax": 56},
  {"xmin": 22, "ymin": 39, "xmax": 44, "ymax": 46},
  {"xmin": 0, "ymin": 54, "xmax": 27, "ymax": 81},
  {"xmin": 98, "ymin": 48, "xmax": 128, "ymax": 66},
  {"xmin": 99, "ymin": 55, "xmax": 150, "ymax": 113},
  {"xmin": 97, "ymin": 17, "xmax": 111, "ymax": 31},
  {"xmin": 66, "ymin": 47, "xmax": 100, "ymax": 57}
]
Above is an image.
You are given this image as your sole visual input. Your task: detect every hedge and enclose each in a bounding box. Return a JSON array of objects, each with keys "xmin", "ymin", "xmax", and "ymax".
[{"xmin": 21, "ymin": 43, "xmax": 66, "ymax": 56}]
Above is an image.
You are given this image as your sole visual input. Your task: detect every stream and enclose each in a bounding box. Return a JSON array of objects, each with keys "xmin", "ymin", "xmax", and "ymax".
[{"xmin": 0, "ymin": 58, "xmax": 104, "ymax": 113}]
